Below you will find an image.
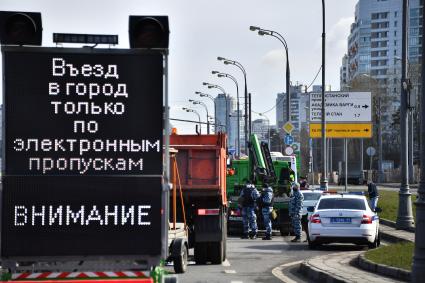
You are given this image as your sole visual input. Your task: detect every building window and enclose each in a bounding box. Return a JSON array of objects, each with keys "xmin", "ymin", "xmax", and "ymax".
[
  {"xmin": 411, "ymin": 8, "xmax": 420, "ymax": 18},
  {"xmin": 395, "ymin": 11, "xmax": 398, "ymax": 18},
  {"xmin": 410, "ymin": 37, "xmax": 420, "ymax": 45},
  {"xmin": 410, "ymin": 47, "xmax": 419, "ymax": 56},
  {"xmin": 410, "ymin": 18, "xmax": 420, "ymax": 27},
  {"xmin": 394, "ymin": 21, "xmax": 398, "ymax": 27},
  {"xmin": 394, "ymin": 40, "xmax": 397, "ymax": 46},
  {"xmin": 394, "ymin": 31, "xmax": 397, "ymax": 37},
  {"xmin": 411, "ymin": 27, "xmax": 419, "ymax": 36}
]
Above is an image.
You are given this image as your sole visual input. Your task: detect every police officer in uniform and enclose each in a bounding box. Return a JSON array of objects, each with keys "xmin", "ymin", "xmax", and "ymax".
[
  {"xmin": 259, "ymin": 183, "xmax": 274, "ymax": 240},
  {"xmin": 289, "ymin": 182, "xmax": 304, "ymax": 242},
  {"xmin": 239, "ymin": 183, "xmax": 260, "ymax": 239}
]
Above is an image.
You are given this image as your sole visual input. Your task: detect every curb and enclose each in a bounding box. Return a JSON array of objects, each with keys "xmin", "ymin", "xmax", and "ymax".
[
  {"xmin": 380, "ymin": 218, "xmax": 415, "ymax": 233},
  {"xmin": 299, "ymin": 259, "xmax": 347, "ymax": 283},
  {"xmin": 379, "ymin": 230, "xmax": 411, "ymax": 243},
  {"xmin": 357, "ymin": 253, "xmax": 410, "ymax": 282}
]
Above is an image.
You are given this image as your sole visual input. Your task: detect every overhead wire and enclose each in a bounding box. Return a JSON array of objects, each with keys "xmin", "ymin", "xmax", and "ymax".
[{"xmin": 253, "ymin": 65, "xmax": 322, "ymax": 115}]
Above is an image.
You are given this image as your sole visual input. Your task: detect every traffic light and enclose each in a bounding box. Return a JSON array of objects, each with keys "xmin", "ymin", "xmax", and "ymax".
[
  {"xmin": 129, "ymin": 16, "xmax": 169, "ymax": 49},
  {"xmin": 0, "ymin": 11, "xmax": 42, "ymax": 45}
]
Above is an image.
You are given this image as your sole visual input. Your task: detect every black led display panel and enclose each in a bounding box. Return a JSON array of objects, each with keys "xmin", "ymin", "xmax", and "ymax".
[
  {"xmin": 1, "ymin": 47, "xmax": 164, "ymax": 258},
  {"xmin": 2, "ymin": 176, "xmax": 162, "ymax": 257},
  {"xmin": 3, "ymin": 47, "xmax": 163, "ymax": 176}
]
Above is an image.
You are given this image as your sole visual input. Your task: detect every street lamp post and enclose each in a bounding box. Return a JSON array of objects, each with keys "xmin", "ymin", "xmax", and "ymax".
[
  {"xmin": 395, "ymin": 55, "xmax": 415, "ymax": 184},
  {"xmin": 203, "ymin": 82, "xmax": 229, "ymax": 133},
  {"xmin": 217, "ymin": 57, "xmax": 250, "ymax": 147},
  {"xmin": 412, "ymin": 0, "xmax": 425, "ymax": 278},
  {"xmin": 196, "ymin": 91, "xmax": 216, "ymax": 132},
  {"xmin": 212, "ymin": 70, "xmax": 241, "ymax": 157},
  {"xmin": 182, "ymin": 107, "xmax": 201, "ymax": 134},
  {"xmin": 189, "ymin": 99, "xmax": 210, "ymax": 134},
  {"xmin": 249, "ymin": 26, "xmax": 291, "ymax": 123},
  {"xmin": 396, "ymin": 0, "xmax": 414, "ymax": 229},
  {"xmin": 320, "ymin": 0, "xmax": 328, "ymax": 190}
]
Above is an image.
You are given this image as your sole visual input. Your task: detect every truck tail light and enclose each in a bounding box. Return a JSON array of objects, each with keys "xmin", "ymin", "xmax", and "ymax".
[
  {"xmin": 198, "ymin": 208, "xmax": 220, "ymax": 216},
  {"xmin": 361, "ymin": 215, "xmax": 373, "ymax": 224},
  {"xmin": 310, "ymin": 214, "xmax": 321, "ymax": 224}
]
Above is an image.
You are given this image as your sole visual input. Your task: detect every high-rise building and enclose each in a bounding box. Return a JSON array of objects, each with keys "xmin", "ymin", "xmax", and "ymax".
[
  {"xmin": 276, "ymin": 85, "xmax": 311, "ymax": 141},
  {"xmin": 229, "ymin": 109, "xmax": 245, "ymax": 155},
  {"xmin": 340, "ymin": 0, "xmax": 422, "ymax": 164},
  {"xmin": 340, "ymin": 54, "xmax": 349, "ymax": 89},
  {"xmin": 252, "ymin": 119, "xmax": 269, "ymax": 145},
  {"xmin": 214, "ymin": 94, "xmax": 235, "ymax": 132}
]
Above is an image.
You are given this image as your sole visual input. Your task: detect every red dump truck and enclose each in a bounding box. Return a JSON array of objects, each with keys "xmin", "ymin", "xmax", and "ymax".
[{"xmin": 170, "ymin": 133, "xmax": 227, "ymax": 264}]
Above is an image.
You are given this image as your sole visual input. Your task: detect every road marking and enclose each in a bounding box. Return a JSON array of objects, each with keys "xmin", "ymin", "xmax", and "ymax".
[
  {"xmin": 272, "ymin": 260, "xmax": 303, "ymax": 283},
  {"xmin": 230, "ymin": 281, "xmax": 243, "ymax": 283},
  {"xmin": 222, "ymin": 259, "xmax": 231, "ymax": 267},
  {"xmin": 224, "ymin": 270, "xmax": 237, "ymax": 274}
]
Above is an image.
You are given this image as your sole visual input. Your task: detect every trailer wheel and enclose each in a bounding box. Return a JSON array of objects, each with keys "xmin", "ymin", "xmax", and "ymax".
[
  {"xmin": 173, "ymin": 244, "xmax": 188, "ymax": 273},
  {"xmin": 223, "ymin": 213, "xmax": 227, "ymax": 260},
  {"xmin": 210, "ymin": 241, "xmax": 224, "ymax": 264},
  {"xmin": 194, "ymin": 243, "xmax": 207, "ymax": 264}
]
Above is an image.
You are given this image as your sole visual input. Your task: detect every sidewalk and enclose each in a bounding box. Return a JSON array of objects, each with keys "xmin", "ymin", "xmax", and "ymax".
[
  {"xmin": 297, "ymin": 223, "xmax": 414, "ymax": 283},
  {"xmin": 299, "ymin": 251, "xmax": 403, "ymax": 283}
]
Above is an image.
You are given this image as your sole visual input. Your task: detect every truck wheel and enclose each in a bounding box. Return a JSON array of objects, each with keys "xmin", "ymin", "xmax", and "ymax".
[
  {"xmin": 279, "ymin": 226, "xmax": 289, "ymax": 236},
  {"xmin": 173, "ymin": 245, "xmax": 188, "ymax": 273},
  {"xmin": 210, "ymin": 241, "xmax": 224, "ymax": 264},
  {"xmin": 194, "ymin": 243, "xmax": 207, "ymax": 264},
  {"xmin": 163, "ymin": 275, "xmax": 178, "ymax": 283}
]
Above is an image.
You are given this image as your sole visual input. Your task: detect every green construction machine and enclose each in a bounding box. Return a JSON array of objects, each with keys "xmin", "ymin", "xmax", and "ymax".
[{"xmin": 226, "ymin": 134, "xmax": 296, "ymax": 235}]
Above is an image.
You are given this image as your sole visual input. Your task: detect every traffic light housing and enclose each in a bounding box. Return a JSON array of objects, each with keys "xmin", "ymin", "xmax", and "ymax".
[
  {"xmin": 0, "ymin": 11, "xmax": 42, "ymax": 46},
  {"xmin": 129, "ymin": 16, "xmax": 169, "ymax": 49}
]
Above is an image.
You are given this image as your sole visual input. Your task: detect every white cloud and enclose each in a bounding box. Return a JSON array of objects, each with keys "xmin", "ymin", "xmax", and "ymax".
[
  {"xmin": 261, "ymin": 49, "xmax": 286, "ymax": 70},
  {"xmin": 327, "ymin": 17, "xmax": 354, "ymax": 59}
]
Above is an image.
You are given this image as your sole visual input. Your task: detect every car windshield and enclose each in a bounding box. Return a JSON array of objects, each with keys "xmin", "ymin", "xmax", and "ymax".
[
  {"xmin": 317, "ymin": 198, "xmax": 366, "ymax": 210},
  {"xmin": 303, "ymin": 193, "xmax": 322, "ymax": 201}
]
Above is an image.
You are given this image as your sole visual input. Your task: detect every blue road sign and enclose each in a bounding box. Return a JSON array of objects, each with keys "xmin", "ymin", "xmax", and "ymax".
[{"xmin": 284, "ymin": 135, "xmax": 294, "ymax": 145}]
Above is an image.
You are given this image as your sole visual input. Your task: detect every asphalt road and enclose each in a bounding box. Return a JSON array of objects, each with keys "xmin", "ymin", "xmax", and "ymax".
[{"xmin": 166, "ymin": 234, "xmax": 369, "ymax": 283}]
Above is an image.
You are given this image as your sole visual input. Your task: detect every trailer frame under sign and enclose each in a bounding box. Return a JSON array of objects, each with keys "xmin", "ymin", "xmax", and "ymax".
[{"xmin": 309, "ymin": 123, "xmax": 373, "ymax": 138}]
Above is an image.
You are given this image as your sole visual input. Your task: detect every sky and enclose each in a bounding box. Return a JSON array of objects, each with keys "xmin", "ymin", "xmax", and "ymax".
[{"xmin": 0, "ymin": 0, "xmax": 358, "ymax": 133}]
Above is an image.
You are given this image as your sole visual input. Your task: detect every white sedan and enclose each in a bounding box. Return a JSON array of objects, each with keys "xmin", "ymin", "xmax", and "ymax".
[
  {"xmin": 301, "ymin": 190, "xmax": 323, "ymax": 217},
  {"xmin": 307, "ymin": 194, "xmax": 380, "ymax": 249}
]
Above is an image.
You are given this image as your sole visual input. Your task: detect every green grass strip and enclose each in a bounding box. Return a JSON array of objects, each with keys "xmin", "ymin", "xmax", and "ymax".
[{"xmin": 365, "ymin": 241, "xmax": 414, "ymax": 271}]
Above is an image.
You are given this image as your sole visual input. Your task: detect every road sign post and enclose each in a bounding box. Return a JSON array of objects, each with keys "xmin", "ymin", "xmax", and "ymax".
[
  {"xmin": 284, "ymin": 134, "xmax": 294, "ymax": 145},
  {"xmin": 366, "ymin": 146, "xmax": 376, "ymax": 171},
  {"xmin": 283, "ymin": 121, "xmax": 294, "ymax": 134},
  {"xmin": 309, "ymin": 92, "xmax": 372, "ymax": 139}
]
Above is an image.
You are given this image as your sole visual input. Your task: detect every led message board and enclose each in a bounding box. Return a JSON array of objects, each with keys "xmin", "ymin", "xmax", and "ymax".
[{"xmin": 1, "ymin": 47, "xmax": 164, "ymax": 258}]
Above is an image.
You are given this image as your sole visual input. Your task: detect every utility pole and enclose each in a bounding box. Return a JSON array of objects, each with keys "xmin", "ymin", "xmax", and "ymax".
[
  {"xmin": 378, "ymin": 96, "xmax": 383, "ymax": 182},
  {"xmin": 409, "ymin": 109, "xmax": 414, "ymax": 183},
  {"xmin": 320, "ymin": 0, "xmax": 328, "ymax": 190},
  {"xmin": 412, "ymin": 0, "xmax": 425, "ymax": 277},
  {"xmin": 396, "ymin": 0, "xmax": 414, "ymax": 229}
]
